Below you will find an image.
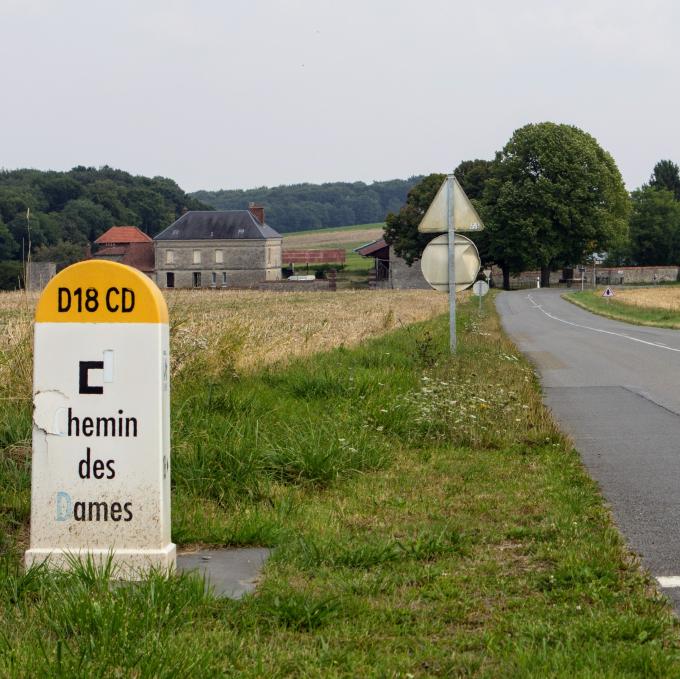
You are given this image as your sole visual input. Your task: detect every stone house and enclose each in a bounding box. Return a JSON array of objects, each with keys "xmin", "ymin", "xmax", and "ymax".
[{"xmin": 153, "ymin": 206, "xmax": 282, "ymax": 289}]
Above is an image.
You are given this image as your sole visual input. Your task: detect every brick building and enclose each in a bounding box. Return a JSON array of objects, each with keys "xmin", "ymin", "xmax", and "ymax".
[{"xmin": 92, "ymin": 226, "xmax": 155, "ymax": 277}]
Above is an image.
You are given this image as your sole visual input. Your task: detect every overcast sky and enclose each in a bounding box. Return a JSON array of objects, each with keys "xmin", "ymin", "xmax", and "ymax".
[{"xmin": 0, "ymin": 0, "xmax": 678, "ymax": 192}]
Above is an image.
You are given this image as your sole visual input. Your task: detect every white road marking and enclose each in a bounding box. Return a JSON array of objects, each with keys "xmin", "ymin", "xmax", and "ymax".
[
  {"xmin": 527, "ymin": 294, "xmax": 680, "ymax": 354},
  {"xmin": 657, "ymin": 576, "xmax": 680, "ymax": 588}
]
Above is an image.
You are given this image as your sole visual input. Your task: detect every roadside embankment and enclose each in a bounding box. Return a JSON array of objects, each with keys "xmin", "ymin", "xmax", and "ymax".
[{"xmin": 0, "ymin": 290, "xmax": 678, "ymax": 675}]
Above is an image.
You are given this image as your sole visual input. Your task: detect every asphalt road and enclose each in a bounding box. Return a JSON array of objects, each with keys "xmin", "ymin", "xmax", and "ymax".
[{"xmin": 496, "ymin": 288, "xmax": 680, "ymax": 609}]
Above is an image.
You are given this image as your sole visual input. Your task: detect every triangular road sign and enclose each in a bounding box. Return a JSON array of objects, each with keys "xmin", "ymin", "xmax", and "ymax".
[
  {"xmin": 418, "ymin": 176, "xmax": 485, "ymax": 233},
  {"xmin": 417, "ymin": 179, "xmax": 447, "ymax": 234},
  {"xmin": 602, "ymin": 287, "xmax": 615, "ymax": 297},
  {"xmin": 452, "ymin": 178, "xmax": 485, "ymax": 232}
]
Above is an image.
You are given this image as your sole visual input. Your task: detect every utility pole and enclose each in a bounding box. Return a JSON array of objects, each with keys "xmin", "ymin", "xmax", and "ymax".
[{"xmin": 25, "ymin": 207, "xmax": 32, "ymax": 290}]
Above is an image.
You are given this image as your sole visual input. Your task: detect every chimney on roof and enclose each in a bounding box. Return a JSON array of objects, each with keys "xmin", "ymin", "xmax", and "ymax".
[{"xmin": 248, "ymin": 202, "xmax": 265, "ymax": 224}]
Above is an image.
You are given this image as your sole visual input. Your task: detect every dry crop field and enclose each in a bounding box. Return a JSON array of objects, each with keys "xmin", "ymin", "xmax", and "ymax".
[
  {"xmin": 0, "ymin": 288, "xmax": 448, "ymax": 393},
  {"xmin": 568, "ymin": 286, "xmax": 680, "ymax": 328},
  {"xmin": 614, "ymin": 286, "xmax": 680, "ymax": 310},
  {"xmin": 281, "ymin": 224, "xmax": 383, "ymax": 249}
]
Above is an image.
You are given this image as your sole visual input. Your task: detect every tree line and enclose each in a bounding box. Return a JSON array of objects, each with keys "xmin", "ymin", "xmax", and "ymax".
[
  {"xmin": 0, "ymin": 168, "xmax": 420, "ymax": 289},
  {"xmin": 192, "ymin": 178, "xmax": 422, "ymax": 232},
  {"xmin": 627, "ymin": 160, "xmax": 680, "ymax": 266},
  {"xmin": 4, "ymin": 130, "xmax": 678, "ymax": 292},
  {"xmin": 385, "ymin": 122, "xmax": 680, "ymax": 289},
  {"xmin": 0, "ymin": 166, "xmax": 209, "ymax": 288}
]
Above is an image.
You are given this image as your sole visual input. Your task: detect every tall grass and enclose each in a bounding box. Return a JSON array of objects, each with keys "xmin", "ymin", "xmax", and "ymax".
[
  {"xmin": 0, "ymin": 296, "xmax": 34, "ymax": 556},
  {"xmin": 0, "ymin": 558, "xmax": 216, "ymax": 677},
  {"xmin": 0, "ymin": 287, "xmax": 446, "ymax": 554},
  {"xmin": 169, "ymin": 302, "xmax": 555, "ymax": 545}
]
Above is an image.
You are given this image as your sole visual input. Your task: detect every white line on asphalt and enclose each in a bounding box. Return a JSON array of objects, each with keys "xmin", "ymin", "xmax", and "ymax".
[
  {"xmin": 527, "ymin": 294, "xmax": 680, "ymax": 354},
  {"xmin": 657, "ymin": 576, "xmax": 680, "ymax": 588}
]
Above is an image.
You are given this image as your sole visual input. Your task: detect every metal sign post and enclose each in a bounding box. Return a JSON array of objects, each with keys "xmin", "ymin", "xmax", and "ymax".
[
  {"xmin": 418, "ymin": 174, "xmax": 485, "ymax": 354},
  {"xmin": 472, "ymin": 280, "xmax": 489, "ymax": 314},
  {"xmin": 447, "ymin": 178, "xmax": 456, "ymax": 353}
]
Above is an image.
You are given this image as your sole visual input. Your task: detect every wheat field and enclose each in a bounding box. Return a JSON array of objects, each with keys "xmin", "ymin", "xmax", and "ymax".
[
  {"xmin": 614, "ymin": 287, "xmax": 680, "ymax": 311},
  {"xmin": 0, "ymin": 289, "xmax": 449, "ymax": 395}
]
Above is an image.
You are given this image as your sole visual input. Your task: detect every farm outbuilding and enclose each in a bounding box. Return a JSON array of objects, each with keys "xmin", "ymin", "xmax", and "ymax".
[
  {"xmin": 154, "ymin": 205, "xmax": 282, "ymax": 288},
  {"xmin": 355, "ymin": 238, "xmax": 430, "ymax": 289}
]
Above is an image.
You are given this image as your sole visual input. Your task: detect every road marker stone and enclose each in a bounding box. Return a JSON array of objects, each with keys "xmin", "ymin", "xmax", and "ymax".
[{"xmin": 25, "ymin": 260, "xmax": 175, "ymax": 577}]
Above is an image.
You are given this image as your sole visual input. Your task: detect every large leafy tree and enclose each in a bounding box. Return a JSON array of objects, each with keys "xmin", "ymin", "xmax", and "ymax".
[
  {"xmin": 383, "ymin": 173, "xmax": 445, "ymax": 265},
  {"xmin": 0, "ymin": 167, "xmax": 211, "ymax": 266},
  {"xmin": 649, "ymin": 160, "xmax": 680, "ymax": 200},
  {"xmin": 629, "ymin": 186, "xmax": 680, "ymax": 265},
  {"xmin": 33, "ymin": 241, "xmax": 87, "ymax": 271},
  {"xmin": 484, "ymin": 122, "xmax": 630, "ymax": 287},
  {"xmin": 453, "ymin": 159, "xmax": 493, "ymax": 200},
  {"xmin": 453, "ymin": 159, "xmax": 494, "ymax": 270},
  {"xmin": 37, "ymin": 175, "xmax": 82, "ymax": 211},
  {"xmin": 383, "ymin": 162, "xmax": 495, "ymax": 266},
  {"xmin": 58, "ymin": 199, "xmax": 115, "ymax": 243}
]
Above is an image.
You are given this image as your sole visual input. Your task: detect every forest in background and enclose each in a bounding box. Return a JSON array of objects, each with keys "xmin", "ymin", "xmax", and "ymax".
[
  {"xmin": 192, "ymin": 177, "xmax": 422, "ymax": 232},
  {"xmin": 0, "ymin": 166, "xmax": 209, "ymax": 286},
  {"xmin": 0, "ymin": 168, "xmax": 421, "ymax": 289}
]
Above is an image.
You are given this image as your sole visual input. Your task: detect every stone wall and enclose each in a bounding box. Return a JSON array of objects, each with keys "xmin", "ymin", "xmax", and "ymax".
[
  {"xmin": 154, "ymin": 238, "xmax": 282, "ymax": 288},
  {"xmin": 26, "ymin": 262, "xmax": 56, "ymax": 291},
  {"xmin": 490, "ymin": 265, "xmax": 680, "ymax": 288},
  {"xmin": 597, "ymin": 266, "xmax": 679, "ymax": 284}
]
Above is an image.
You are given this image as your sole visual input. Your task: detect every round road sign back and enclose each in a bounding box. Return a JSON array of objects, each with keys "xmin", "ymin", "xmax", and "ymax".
[
  {"xmin": 420, "ymin": 233, "xmax": 481, "ymax": 293},
  {"xmin": 472, "ymin": 280, "xmax": 489, "ymax": 296}
]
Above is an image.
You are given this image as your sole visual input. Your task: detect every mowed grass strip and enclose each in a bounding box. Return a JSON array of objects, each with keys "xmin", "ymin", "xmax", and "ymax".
[
  {"xmin": 566, "ymin": 288, "xmax": 680, "ymax": 328},
  {"xmin": 0, "ymin": 293, "xmax": 679, "ymax": 675}
]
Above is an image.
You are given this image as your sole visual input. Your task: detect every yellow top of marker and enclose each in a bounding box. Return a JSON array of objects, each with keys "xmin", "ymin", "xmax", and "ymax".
[{"xmin": 35, "ymin": 260, "xmax": 169, "ymax": 324}]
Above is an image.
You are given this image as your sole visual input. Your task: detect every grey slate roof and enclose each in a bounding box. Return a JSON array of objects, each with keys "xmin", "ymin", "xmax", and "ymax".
[{"xmin": 154, "ymin": 211, "xmax": 281, "ymax": 241}]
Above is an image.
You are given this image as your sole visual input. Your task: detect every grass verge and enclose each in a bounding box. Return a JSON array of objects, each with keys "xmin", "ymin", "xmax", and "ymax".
[
  {"xmin": 0, "ymin": 293, "xmax": 679, "ymax": 675},
  {"xmin": 565, "ymin": 290, "xmax": 680, "ymax": 328}
]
